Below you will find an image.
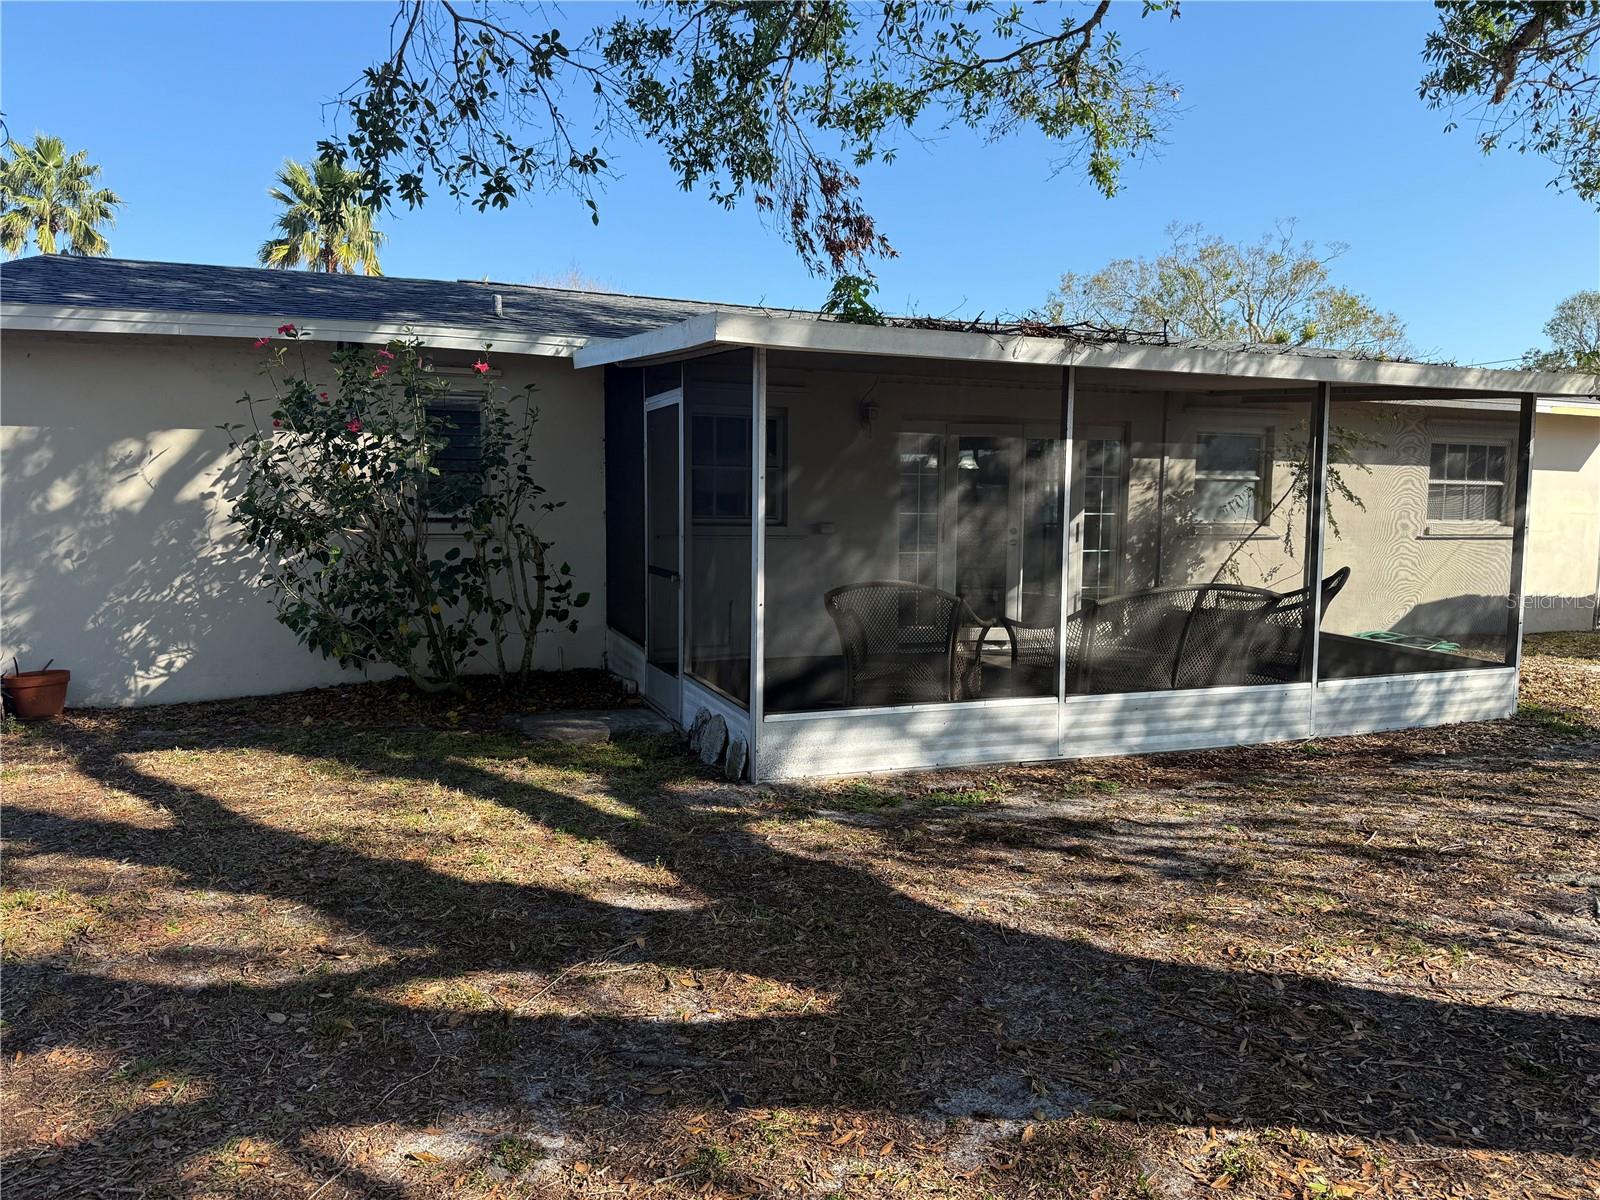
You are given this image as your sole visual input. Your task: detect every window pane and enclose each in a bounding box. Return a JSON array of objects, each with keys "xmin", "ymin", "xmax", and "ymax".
[
  {"xmin": 691, "ymin": 471, "xmax": 714, "ymax": 517},
  {"xmin": 719, "ymin": 468, "xmax": 749, "ymax": 518},
  {"xmin": 718, "ymin": 415, "xmax": 752, "ymax": 467},
  {"xmin": 899, "ymin": 475, "xmax": 918, "ymax": 512},
  {"xmin": 1198, "ymin": 432, "xmax": 1262, "ymax": 474},
  {"xmin": 690, "ymin": 415, "xmax": 715, "ymax": 466},
  {"xmin": 766, "ymin": 475, "xmax": 784, "ymax": 523},
  {"xmin": 1425, "ymin": 442, "xmax": 1508, "ymax": 521}
]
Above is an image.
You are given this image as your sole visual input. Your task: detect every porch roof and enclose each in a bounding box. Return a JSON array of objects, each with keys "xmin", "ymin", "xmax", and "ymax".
[{"xmin": 572, "ymin": 311, "xmax": 1600, "ymax": 401}]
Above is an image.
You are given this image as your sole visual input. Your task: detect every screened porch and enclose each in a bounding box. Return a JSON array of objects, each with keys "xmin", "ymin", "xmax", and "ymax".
[{"xmin": 589, "ymin": 317, "xmax": 1555, "ymax": 781}]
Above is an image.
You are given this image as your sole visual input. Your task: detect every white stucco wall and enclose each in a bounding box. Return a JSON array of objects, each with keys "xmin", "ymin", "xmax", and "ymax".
[
  {"xmin": 1526, "ymin": 410, "xmax": 1600, "ymax": 633},
  {"xmin": 1, "ymin": 330, "xmax": 607, "ymax": 707}
]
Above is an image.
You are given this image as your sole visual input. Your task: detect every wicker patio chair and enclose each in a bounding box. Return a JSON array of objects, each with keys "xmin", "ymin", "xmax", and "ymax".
[
  {"xmin": 1241, "ymin": 566, "xmax": 1352, "ymax": 683},
  {"xmin": 824, "ymin": 581, "xmax": 989, "ymax": 707},
  {"xmin": 999, "ymin": 594, "xmax": 1181, "ymax": 695},
  {"xmin": 1011, "ymin": 579, "xmax": 1337, "ymax": 700},
  {"xmin": 1081, "ymin": 584, "xmax": 1279, "ymax": 692},
  {"xmin": 997, "ymin": 590, "xmax": 1203, "ymax": 696},
  {"xmin": 998, "ymin": 570, "xmax": 1353, "ymax": 695}
]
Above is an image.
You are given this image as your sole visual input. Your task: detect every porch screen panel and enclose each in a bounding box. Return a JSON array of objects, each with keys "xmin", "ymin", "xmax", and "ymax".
[
  {"xmin": 1065, "ymin": 384, "xmax": 1317, "ymax": 696},
  {"xmin": 604, "ymin": 366, "xmax": 646, "ymax": 647},
  {"xmin": 1316, "ymin": 398, "xmax": 1520, "ymax": 678},
  {"xmin": 683, "ymin": 350, "xmax": 755, "ymax": 707},
  {"xmin": 762, "ymin": 349, "xmax": 1064, "ymax": 714}
]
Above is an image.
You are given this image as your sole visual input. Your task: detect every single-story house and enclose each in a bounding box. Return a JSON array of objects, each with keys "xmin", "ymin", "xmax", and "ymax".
[{"xmin": 3, "ymin": 256, "xmax": 1597, "ymax": 779}]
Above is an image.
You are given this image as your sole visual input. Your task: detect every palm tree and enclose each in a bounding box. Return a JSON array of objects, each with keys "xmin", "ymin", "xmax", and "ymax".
[
  {"xmin": 258, "ymin": 157, "xmax": 385, "ymax": 276},
  {"xmin": 0, "ymin": 134, "xmax": 124, "ymax": 257}
]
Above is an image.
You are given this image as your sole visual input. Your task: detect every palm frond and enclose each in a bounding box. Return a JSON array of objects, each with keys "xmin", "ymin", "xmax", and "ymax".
[
  {"xmin": 259, "ymin": 155, "xmax": 385, "ymax": 274},
  {"xmin": 0, "ymin": 132, "xmax": 123, "ymax": 256}
]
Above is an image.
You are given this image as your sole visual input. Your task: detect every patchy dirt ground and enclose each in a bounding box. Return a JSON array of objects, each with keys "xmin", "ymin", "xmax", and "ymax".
[{"xmin": 3, "ymin": 640, "xmax": 1597, "ymax": 1199}]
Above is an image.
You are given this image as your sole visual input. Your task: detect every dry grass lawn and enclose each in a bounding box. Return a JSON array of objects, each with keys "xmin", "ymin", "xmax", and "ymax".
[{"xmin": 2, "ymin": 640, "xmax": 1597, "ymax": 1198}]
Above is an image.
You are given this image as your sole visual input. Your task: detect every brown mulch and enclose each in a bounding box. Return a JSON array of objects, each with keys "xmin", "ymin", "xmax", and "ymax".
[
  {"xmin": 1522, "ymin": 632, "xmax": 1600, "ymax": 733},
  {"xmin": 53, "ymin": 668, "xmax": 634, "ymax": 737},
  {"xmin": 2, "ymin": 641, "xmax": 1597, "ymax": 1199}
]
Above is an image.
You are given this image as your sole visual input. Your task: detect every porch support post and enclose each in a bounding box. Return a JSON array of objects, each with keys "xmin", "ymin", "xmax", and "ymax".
[
  {"xmin": 1055, "ymin": 365, "xmax": 1078, "ymax": 713},
  {"xmin": 1505, "ymin": 392, "xmax": 1537, "ymax": 669},
  {"xmin": 1302, "ymin": 382, "xmax": 1332, "ymax": 696},
  {"xmin": 749, "ymin": 348, "xmax": 768, "ymax": 771}
]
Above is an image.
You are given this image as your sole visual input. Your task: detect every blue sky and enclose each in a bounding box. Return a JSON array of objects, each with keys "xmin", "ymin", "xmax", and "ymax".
[{"xmin": 2, "ymin": 1, "xmax": 1596, "ymax": 363}]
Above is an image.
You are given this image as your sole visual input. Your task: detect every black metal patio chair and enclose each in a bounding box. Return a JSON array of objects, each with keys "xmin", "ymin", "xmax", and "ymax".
[{"xmin": 824, "ymin": 581, "xmax": 989, "ymax": 707}]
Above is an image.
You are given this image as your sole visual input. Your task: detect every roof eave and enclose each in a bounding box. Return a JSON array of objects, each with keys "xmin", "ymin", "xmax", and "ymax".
[
  {"xmin": 572, "ymin": 312, "xmax": 1600, "ymax": 398},
  {"xmin": 0, "ymin": 302, "xmax": 587, "ymax": 358}
]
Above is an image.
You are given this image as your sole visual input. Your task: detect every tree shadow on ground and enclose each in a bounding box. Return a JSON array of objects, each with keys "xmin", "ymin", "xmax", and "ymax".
[{"xmin": 2, "ymin": 718, "xmax": 1596, "ymax": 1197}]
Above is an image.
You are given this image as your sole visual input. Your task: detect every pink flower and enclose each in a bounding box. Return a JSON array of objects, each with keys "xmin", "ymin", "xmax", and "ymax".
[
  {"xmin": 272, "ymin": 418, "xmax": 282, "ymax": 429},
  {"xmin": 253, "ymin": 337, "xmax": 270, "ymax": 349},
  {"xmin": 346, "ymin": 419, "xmax": 363, "ymax": 434},
  {"xmin": 471, "ymin": 359, "xmax": 490, "ymax": 375},
  {"xmin": 372, "ymin": 364, "xmax": 391, "ymax": 378},
  {"xmin": 377, "ymin": 348, "xmax": 396, "ymax": 360},
  {"xmin": 319, "ymin": 391, "xmax": 329, "ymax": 401},
  {"xmin": 277, "ymin": 323, "xmax": 297, "ymax": 336}
]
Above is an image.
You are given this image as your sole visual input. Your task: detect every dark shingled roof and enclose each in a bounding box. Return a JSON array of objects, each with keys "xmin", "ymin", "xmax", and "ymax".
[
  {"xmin": 0, "ymin": 255, "xmax": 800, "ymax": 342},
  {"xmin": 8, "ymin": 258, "xmax": 1593, "ymax": 390}
]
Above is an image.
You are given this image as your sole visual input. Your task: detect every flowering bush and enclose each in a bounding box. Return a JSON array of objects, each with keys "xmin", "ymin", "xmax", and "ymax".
[{"xmin": 223, "ymin": 328, "xmax": 586, "ymax": 692}]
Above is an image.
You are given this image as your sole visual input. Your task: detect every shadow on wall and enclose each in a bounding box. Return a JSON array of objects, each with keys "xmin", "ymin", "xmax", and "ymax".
[
  {"xmin": 1523, "ymin": 594, "xmax": 1600, "ymax": 633},
  {"xmin": 0, "ymin": 422, "xmax": 369, "ymax": 706},
  {"xmin": 1393, "ymin": 594, "xmax": 1514, "ymax": 656}
]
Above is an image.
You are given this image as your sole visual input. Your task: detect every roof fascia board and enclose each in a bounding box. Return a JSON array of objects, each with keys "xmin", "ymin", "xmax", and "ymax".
[
  {"xmin": 0, "ymin": 303, "xmax": 585, "ymax": 358},
  {"xmin": 574, "ymin": 312, "xmax": 1600, "ymax": 398},
  {"xmin": 571, "ymin": 311, "xmax": 720, "ymax": 368}
]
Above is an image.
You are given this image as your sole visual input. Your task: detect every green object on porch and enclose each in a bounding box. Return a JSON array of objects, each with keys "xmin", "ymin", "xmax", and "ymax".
[{"xmin": 1355, "ymin": 630, "xmax": 1461, "ymax": 652}]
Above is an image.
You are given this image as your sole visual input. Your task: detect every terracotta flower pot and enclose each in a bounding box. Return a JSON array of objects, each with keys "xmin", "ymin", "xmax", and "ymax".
[{"xmin": 3, "ymin": 669, "xmax": 70, "ymax": 720}]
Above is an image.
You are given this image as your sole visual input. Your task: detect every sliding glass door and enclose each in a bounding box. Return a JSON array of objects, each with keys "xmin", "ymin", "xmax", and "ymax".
[{"xmin": 949, "ymin": 432, "xmax": 1023, "ymax": 623}]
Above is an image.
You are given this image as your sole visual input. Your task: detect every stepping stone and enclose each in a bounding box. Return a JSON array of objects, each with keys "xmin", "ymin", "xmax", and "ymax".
[
  {"xmin": 696, "ymin": 714, "xmax": 728, "ymax": 766},
  {"xmin": 507, "ymin": 708, "xmax": 675, "ymax": 743},
  {"xmin": 723, "ymin": 736, "xmax": 748, "ymax": 780}
]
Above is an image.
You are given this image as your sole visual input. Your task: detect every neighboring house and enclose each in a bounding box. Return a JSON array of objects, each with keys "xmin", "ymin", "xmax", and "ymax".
[{"xmin": 2, "ymin": 256, "xmax": 1597, "ymax": 779}]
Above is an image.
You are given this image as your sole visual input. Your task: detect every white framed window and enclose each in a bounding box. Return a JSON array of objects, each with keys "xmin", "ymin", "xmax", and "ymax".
[
  {"xmin": 1194, "ymin": 430, "xmax": 1268, "ymax": 524},
  {"xmin": 689, "ymin": 410, "xmax": 787, "ymax": 526},
  {"xmin": 1428, "ymin": 440, "xmax": 1508, "ymax": 523}
]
